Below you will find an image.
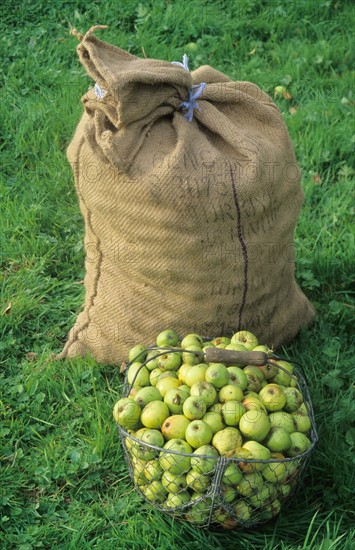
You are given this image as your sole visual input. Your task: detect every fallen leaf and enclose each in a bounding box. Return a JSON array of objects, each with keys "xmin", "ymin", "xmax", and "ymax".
[
  {"xmin": 120, "ymin": 362, "xmax": 127, "ymax": 374},
  {"xmin": 282, "ymin": 90, "xmax": 292, "ymax": 100},
  {"xmin": 312, "ymin": 174, "xmax": 322, "ymax": 184},
  {"xmin": 26, "ymin": 352, "xmax": 38, "ymax": 361},
  {"xmin": 2, "ymin": 302, "xmax": 12, "ymax": 315},
  {"xmin": 289, "ymin": 106, "xmax": 298, "ymax": 115}
]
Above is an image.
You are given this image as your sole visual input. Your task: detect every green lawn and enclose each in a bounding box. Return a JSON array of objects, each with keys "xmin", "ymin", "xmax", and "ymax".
[{"xmin": 1, "ymin": 0, "xmax": 354, "ymax": 548}]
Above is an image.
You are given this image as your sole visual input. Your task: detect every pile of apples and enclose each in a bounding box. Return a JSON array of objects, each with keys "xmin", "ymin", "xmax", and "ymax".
[{"xmin": 113, "ymin": 330, "xmax": 314, "ymax": 529}]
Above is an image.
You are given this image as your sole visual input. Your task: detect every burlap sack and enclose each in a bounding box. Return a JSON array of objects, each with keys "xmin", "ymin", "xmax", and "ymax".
[{"xmin": 59, "ymin": 26, "xmax": 315, "ymax": 364}]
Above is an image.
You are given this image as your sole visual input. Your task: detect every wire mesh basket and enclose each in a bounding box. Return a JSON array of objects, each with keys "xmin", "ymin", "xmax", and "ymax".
[{"xmin": 116, "ymin": 341, "xmax": 318, "ymax": 530}]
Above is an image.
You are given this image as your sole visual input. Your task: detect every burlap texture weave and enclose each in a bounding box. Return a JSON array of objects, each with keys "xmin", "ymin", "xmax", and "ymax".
[{"xmin": 59, "ymin": 27, "xmax": 315, "ymax": 364}]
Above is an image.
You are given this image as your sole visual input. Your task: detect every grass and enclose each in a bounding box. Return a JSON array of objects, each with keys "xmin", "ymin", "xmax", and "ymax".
[{"xmin": 1, "ymin": 0, "xmax": 354, "ymax": 548}]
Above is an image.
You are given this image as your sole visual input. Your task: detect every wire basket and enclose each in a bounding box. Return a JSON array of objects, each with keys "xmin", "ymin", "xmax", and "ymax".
[{"xmin": 116, "ymin": 344, "xmax": 318, "ymax": 530}]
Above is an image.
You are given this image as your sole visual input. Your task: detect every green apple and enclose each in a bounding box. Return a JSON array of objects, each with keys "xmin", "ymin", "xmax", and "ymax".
[
  {"xmin": 183, "ymin": 395, "xmax": 207, "ymax": 420},
  {"xmin": 156, "ymin": 329, "xmax": 179, "ymax": 347},
  {"xmin": 145, "ymin": 349, "xmax": 161, "ymax": 371},
  {"xmin": 161, "ymin": 414, "xmax": 190, "ymax": 440},
  {"xmin": 221, "ymin": 484, "xmax": 236, "ymax": 503},
  {"xmin": 143, "ymin": 459, "xmax": 163, "ymax": 481},
  {"xmin": 128, "ymin": 386, "xmax": 142, "ymax": 399},
  {"xmin": 140, "ymin": 480, "xmax": 167, "ymax": 503},
  {"xmin": 262, "ymin": 458, "xmax": 288, "ymax": 483},
  {"xmin": 263, "ymin": 426, "xmax": 292, "ymax": 452},
  {"xmin": 239, "ymin": 410, "xmax": 271, "ymax": 441},
  {"xmin": 157, "ymin": 351, "xmax": 182, "ymax": 371},
  {"xmin": 181, "ymin": 333, "xmax": 203, "ymax": 349},
  {"xmin": 182, "ymin": 345, "xmax": 203, "ymax": 366},
  {"xmin": 159, "ymin": 439, "xmax": 192, "ymax": 474},
  {"xmin": 231, "ymin": 330, "xmax": 258, "ymax": 350},
  {"xmin": 242, "ymin": 440, "xmax": 271, "ymax": 468},
  {"xmin": 149, "ymin": 367, "xmax": 164, "ymax": 386},
  {"xmin": 185, "ymin": 497, "xmax": 212, "ymax": 525},
  {"xmin": 190, "ymin": 381, "xmax": 217, "ymax": 407},
  {"xmin": 209, "ymin": 403, "xmax": 223, "ymax": 413},
  {"xmin": 186, "ymin": 469, "xmax": 211, "ymax": 492},
  {"xmin": 185, "ymin": 419, "xmax": 213, "ymax": 448},
  {"xmin": 211, "ymin": 336, "xmax": 231, "ymax": 346},
  {"xmin": 205, "ymin": 363, "xmax": 230, "ymax": 388},
  {"xmin": 165, "ymin": 490, "xmax": 190, "ymax": 509},
  {"xmin": 243, "ymin": 366, "xmax": 264, "ymax": 392},
  {"xmin": 229, "ymin": 447, "xmax": 254, "ymax": 473},
  {"xmin": 291, "ymin": 411, "xmax": 311, "ymax": 433},
  {"xmin": 222, "ymin": 461, "xmax": 243, "ymax": 485},
  {"xmin": 242, "ymin": 396, "xmax": 267, "ymax": 413},
  {"xmin": 202, "ymin": 411, "xmax": 225, "ymax": 434},
  {"xmin": 219, "ymin": 384, "xmax": 243, "ymax": 403},
  {"xmin": 283, "ymin": 387, "xmax": 303, "ymax": 412},
  {"xmin": 134, "ymin": 386, "xmax": 162, "ymax": 408},
  {"xmin": 128, "ymin": 344, "xmax": 148, "ymax": 363},
  {"xmin": 133, "ymin": 457, "xmax": 150, "ymax": 486},
  {"xmin": 227, "ymin": 366, "xmax": 248, "ymax": 390},
  {"xmin": 277, "ymin": 483, "xmax": 292, "ymax": 499},
  {"xmin": 127, "ymin": 362, "xmax": 150, "ymax": 387},
  {"xmin": 287, "ymin": 432, "xmax": 311, "ymax": 456},
  {"xmin": 157, "ymin": 371, "xmax": 178, "ymax": 381},
  {"xmin": 131, "ymin": 427, "xmax": 164, "ymax": 460},
  {"xmin": 260, "ymin": 498, "xmax": 281, "ymax": 520},
  {"xmin": 259, "ymin": 384, "xmax": 287, "ymax": 412},
  {"xmin": 178, "ymin": 384, "xmax": 191, "ymax": 395},
  {"xmin": 164, "ymin": 388, "xmax": 189, "ymax": 414},
  {"xmin": 233, "ymin": 500, "xmax": 252, "ymax": 521},
  {"xmin": 269, "ymin": 411, "xmax": 295, "ymax": 433},
  {"xmin": 113, "ymin": 398, "xmax": 141, "ymax": 429},
  {"xmin": 270, "ymin": 360, "xmax": 296, "ymax": 387},
  {"xmin": 156, "ymin": 377, "xmax": 180, "ymax": 397},
  {"xmin": 248, "ymin": 484, "xmax": 276, "ymax": 507},
  {"xmin": 190, "ymin": 444, "xmax": 219, "ymax": 474},
  {"xmin": 161, "ymin": 470, "xmax": 187, "ymax": 493},
  {"xmin": 212, "ymin": 427, "xmax": 243, "ymax": 455},
  {"xmin": 140, "ymin": 400, "xmax": 170, "ymax": 429},
  {"xmin": 236, "ymin": 471, "xmax": 264, "ymax": 496},
  {"xmin": 254, "ymin": 351, "xmax": 277, "ymax": 379},
  {"xmin": 221, "ymin": 400, "xmax": 246, "ymax": 426},
  {"xmin": 184, "ymin": 363, "xmax": 208, "ymax": 387},
  {"xmin": 178, "ymin": 363, "xmax": 191, "ymax": 383}
]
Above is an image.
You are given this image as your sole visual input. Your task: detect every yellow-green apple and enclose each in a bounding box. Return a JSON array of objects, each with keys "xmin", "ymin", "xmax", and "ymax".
[
  {"xmin": 236, "ymin": 471, "xmax": 264, "ymax": 496},
  {"xmin": 228, "ymin": 447, "xmax": 254, "ymax": 473},
  {"xmin": 140, "ymin": 480, "xmax": 167, "ymax": 503},
  {"xmin": 260, "ymin": 498, "xmax": 281, "ymax": 520},
  {"xmin": 165, "ymin": 490, "xmax": 190, "ymax": 509},
  {"xmin": 131, "ymin": 427, "xmax": 164, "ymax": 460},
  {"xmin": 127, "ymin": 362, "xmax": 150, "ymax": 387},
  {"xmin": 157, "ymin": 351, "xmax": 182, "ymax": 371},
  {"xmin": 242, "ymin": 395, "xmax": 267, "ymax": 413},
  {"xmin": 212, "ymin": 427, "xmax": 243, "ymax": 455},
  {"xmin": 128, "ymin": 386, "xmax": 142, "ymax": 399},
  {"xmin": 185, "ymin": 420, "xmax": 213, "ymax": 448},
  {"xmin": 222, "ymin": 461, "xmax": 243, "ymax": 485},
  {"xmin": 221, "ymin": 484, "xmax": 236, "ymax": 503},
  {"xmin": 202, "ymin": 410, "xmax": 225, "ymax": 434},
  {"xmin": 178, "ymin": 384, "xmax": 190, "ymax": 395},
  {"xmin": 177, "ymin": 363, "xmax": 191, "ymax": 383},
  {"xmin": 186, "ymin": 469, "xmax": 210, "ymax": 492},
  {"xmin": 243, "ymin": 365, "xmax": 265, "ymax": 392},
  {"xmin": 183, "ymin": 395, "xmax": 207, "ymax": 420},
  {"xmin": 143, "ymin": 459, "xmax": 163, "ymax": 482},
  {"xmin": 128, "ymin": 344, "xmax": 147, "ymax": 363},
  {"xmin": 161, "ymin": 414, "xmax": 190, "ymax": 440},
  {"xmin": 209, "ymin": 403, "xmax": 223, "ymax": 413},
  {"xmin": 144, "ymin": 350, "xmax": 160, "ymax": 371},
  {"xmin": 247, "ymin": 484, "xmax": 276, "ymax": 507},
  {"xmin": 233, "ymin": 500, "xmax": 252, "ymax": 521},
  {"xmin": 291, "ymin": 411, "xmax": 311, "ymax": 433},
  {"xmin": 221, "ymin": 400, "xmax": 246, "ymax": 426},
  {"xmin": 239, "ymin": 410, "xmax": 271, "ymax": 441},
  {"xmin": 164, "ymin": 388, "xmax": 189, "ymax": 414},
  {"xmin": 211, "ymin": 336, "xmax": 231, "ymax": 346},
  {"xmin": 134, "ymin": 386, "xmax": 162, "ymax": 408},
  {"xmin": 184, "ymin": 363, "xmax": 208, "ymax": 386},
  {"xmin": 190, "ymin": 381, "xmax": 217, "ymax": 406},
  {"xmin": 181, "ymin": 333, "xmax": 203, "ymax": 349},
  {"xmin": 113, "ymin": 397, "xmax": 141, "ymax": 429},
  {"xmin": 287, "ymin": 432, "xmax": 311, "ymax": 456},
  {"xmin": 219, "ymin": 384, "xmax": 243, "ymax": 403},
  {"xmin": 227, "ymin": 366, "xmax": 248, "ymax": 390},
  {"xmin": 132, "ymin": 457, "xmax": 150, "ymax": 485},
  {"xmin": 185, "ymin": 497, "xmax": 212, "ymax": 525},
  {"xmin": 182, "ymin": 345, "xmax": 203, "ymax": 366},
  {"xmin": 159, "ymin": 439, "xmax": 192, "ymax": 474},
  {"xmin": 191, "ymin": 444, "xmax": 219, "ymax": 474},
  {"xmin": 270, "ymin": 360, "xmax": 296, "ymax": 387},
  {"xmin": 231, "ymin": 330, "xmax": 258, "ymax": 350},
  {"xmin": 156, "ymin": 329, "xmax": 179, "ymax": 347},
  {"xmin": 283, "ymin": 387, "xmax": 303, "ymax": 412},
  {"xmin": 268, "ymin": 411, "xmax": 295, "ymax": 433},
  {"xmin": 259, "ymin": 384, "xmax": 287, "ymax": 412},
  {"xmin": 205, "ymin": 363, "xmax": 230, "ymax": 388},
  {"xmin": 140, "ymin": 400, "xmax": 170, "ymax": 429},
  {"xmin": 261, "ymin": 455, "xmax": 289, "ymax": 483},
  {"xmin": 156, "ymin": 377, "xmax": 180, "ymax": 397},
  {"xmin": 242, "ymin": 440, "xmax": 271, "ymax": 469},
  {"xmin": 161, "ymin": 470, "xmax": 187, "ymax": 493},
  {"xmin": 263, "ymin": 426, "xmax": 292, "ymax": 452},
  {"xmin": 149, "ymin": 367, "xmax": 164, "ymax": 386}
]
